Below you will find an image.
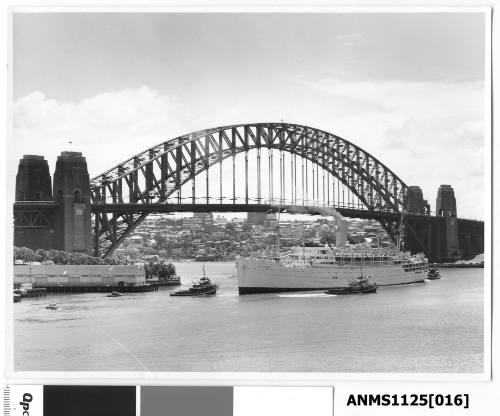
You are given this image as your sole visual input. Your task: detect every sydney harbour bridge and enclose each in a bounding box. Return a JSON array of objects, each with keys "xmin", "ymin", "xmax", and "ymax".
[{"xmin": 13, "ymin": 122, "xmax": 484, "ymax": 262}]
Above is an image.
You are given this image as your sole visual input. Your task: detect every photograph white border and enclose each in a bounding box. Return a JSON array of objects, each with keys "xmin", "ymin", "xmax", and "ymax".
[{"xmin": 2, "ymin": 2, "xmax": 495, "ymax": 388}]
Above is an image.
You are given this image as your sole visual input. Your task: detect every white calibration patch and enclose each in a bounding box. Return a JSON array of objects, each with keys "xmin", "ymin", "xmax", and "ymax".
[{"xmin": 5, "ymin": 385, "xmax": 43, "ymax": 416}]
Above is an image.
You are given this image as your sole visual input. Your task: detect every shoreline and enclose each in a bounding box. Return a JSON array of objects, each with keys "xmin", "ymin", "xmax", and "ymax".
[{"xmin": 437, "ymin": 263, "xmax": 484, "ymax": 268}]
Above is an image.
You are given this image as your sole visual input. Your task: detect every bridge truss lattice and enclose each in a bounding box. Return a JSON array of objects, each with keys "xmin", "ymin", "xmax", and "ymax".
[{"xmin": 90, "ymin": 123, "xmax": 411, "ymax": 257}]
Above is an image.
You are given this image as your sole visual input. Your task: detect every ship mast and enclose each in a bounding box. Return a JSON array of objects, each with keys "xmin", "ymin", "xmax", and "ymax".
[
  {"xmin": 302, "ymin": 227, "xmax": 305, "ymax": 261},
  {"xmin": 275, "ymin": 206, "xmax": 281, "ymax": 259},
  {"xmin": 397, "ymin": 209, "xmax": 405, "ymax": 251}
]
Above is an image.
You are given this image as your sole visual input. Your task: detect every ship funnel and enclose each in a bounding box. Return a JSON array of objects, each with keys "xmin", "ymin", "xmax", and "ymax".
[{"xmin": 335, "ymin": 218, "xmax": 348, "ymax": 247}]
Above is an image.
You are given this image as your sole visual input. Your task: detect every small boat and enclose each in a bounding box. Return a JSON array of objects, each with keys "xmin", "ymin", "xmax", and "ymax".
[
  {"xmin": 107, "ymin": 291, "xmax": 123, "ymax": 297},
  {"xmin": 325, "ymin": 275, "xmax": 378, "ymax": 295},
  {"xmin": 13, "ymin": 293, "xmax": 21, "ymax": 303},
  {"xmin": 170, "ymin": 266, "xmax": 218, "ymax": 296},
  {"xmin": 167, "ymin": 276, "xmax": 181, "ymax": 286},
  {"xmin": 46, "ymin": 303, "xmax": 58, "ymax": 310},
  {"xmin": 427, "ymin": 264, "xmax": 441, "ymax": 280}
]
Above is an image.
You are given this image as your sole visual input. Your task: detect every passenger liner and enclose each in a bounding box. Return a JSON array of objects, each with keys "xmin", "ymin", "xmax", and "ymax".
[{"xmin": 236, "ymin": 243, "xmax": 429, "ymax": 294}]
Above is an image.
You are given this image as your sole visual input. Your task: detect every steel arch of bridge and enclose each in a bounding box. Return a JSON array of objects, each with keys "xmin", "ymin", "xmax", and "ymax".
[{"xmin": 90, "ymin": 123, "xmax": 410, "ymax": 257}]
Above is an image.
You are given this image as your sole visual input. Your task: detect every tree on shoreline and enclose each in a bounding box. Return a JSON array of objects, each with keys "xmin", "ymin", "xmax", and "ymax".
[
  {"xmin": 14, "ymin": 247, "xmax": 121, "ymax": 265},
  {"xmin": 144, "ymin": 261, "xmax": 177, "ymax": 280}
]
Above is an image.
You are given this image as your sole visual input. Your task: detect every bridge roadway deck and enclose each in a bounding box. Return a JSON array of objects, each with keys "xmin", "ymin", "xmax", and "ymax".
[
  {"xmin": 90, "ymin": 203, "xmax": 437, "ymax": 222},
  {"xmin": 13, "ymin": 201, "xmax": 482, "ymax": 225}
]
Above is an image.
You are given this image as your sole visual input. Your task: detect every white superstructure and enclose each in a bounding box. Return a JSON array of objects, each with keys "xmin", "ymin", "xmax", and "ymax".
[{"xmin": 237, "ymin": 243, "xmax": 428, "ymax": 294}]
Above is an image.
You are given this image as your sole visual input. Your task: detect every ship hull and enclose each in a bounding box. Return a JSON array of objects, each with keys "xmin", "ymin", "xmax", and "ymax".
[{"xmin": 237, "ymin": 258, "xmax": 427, "ymax": 294}]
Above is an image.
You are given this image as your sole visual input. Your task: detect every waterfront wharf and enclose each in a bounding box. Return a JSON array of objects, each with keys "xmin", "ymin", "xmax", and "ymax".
[
  {"xmin": 38, "ymin": 283, "xmax": 159, "ymax": 293},
  {"xmin": 13, "ymin": 288, "xmax": 47, "ymax": 298},
  {"xmin": 151, "ymin": 280, "xmax": 181, "ymax": 287}
]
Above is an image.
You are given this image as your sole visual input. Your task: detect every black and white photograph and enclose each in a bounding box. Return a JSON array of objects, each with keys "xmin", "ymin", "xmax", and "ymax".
[{"xmin": 8, "ymin": 9, "xmax": 490, "ymax": 376}]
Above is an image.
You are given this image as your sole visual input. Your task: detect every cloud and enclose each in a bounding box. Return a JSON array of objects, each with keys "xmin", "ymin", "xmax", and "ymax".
[
  {"xmin": 11, "ymin": 80, "xmax": 487, "ymax": 219},
  {"xmin": 291, "ymin": 76, "xmax": 486, "ymax": 218},
  {"xmin": 12, "ymin": 86, "xmax": 186, "ymax": 179},
  {"xmin": 293, "ymin": 77, "xmax": 483, "ymax": 115}
]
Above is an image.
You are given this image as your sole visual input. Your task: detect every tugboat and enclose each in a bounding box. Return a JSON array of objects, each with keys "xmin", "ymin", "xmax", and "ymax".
[
  {"xmin": 170, "ymin": 266, "xmax": 218, "ymax": 296},
  {"xmin": 325, "ymin": 275, "xmax": 378, "ymax": 295},
  {"xmin": 427, "ymin": 264, "xmax": 441, "ymax": 280},
  {"xmin": 46, "ymin": 303, "xmax": 59, "ymax": 310}
]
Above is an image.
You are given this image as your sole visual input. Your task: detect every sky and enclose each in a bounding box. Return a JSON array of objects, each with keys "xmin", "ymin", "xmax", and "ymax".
[{"xmin": 11, "ymin": 12, "xmax": 487, "ymax": 219}]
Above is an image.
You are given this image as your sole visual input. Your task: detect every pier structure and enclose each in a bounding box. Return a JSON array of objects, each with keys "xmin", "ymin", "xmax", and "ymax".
[
  {"xmin": 436, "ymin": 185, "xmax": 459, "ymax": 260},
  {"xmin": 13, "ymin": 123, "xmax": 484, "ymax": 262},
  {"xmin": 14, "ymin": 155, "xmax": 57, "ymax": 249},
  {"xmin": 38, "ymin": 284, "xmax": 158, "ymax": 293},
  {"xmin": 52, "ymin": 151, "xmax": 93, "ymax": 255},
  {"xmin": 14, "ymin": 152, "xmax": 93, "ymax": 255},
  {"xmin": 13, "ymin": 287, "xmax": 47, "ymax": 298},
  {"xmin": 13, "ymin": 264, "xmax": 157, "ymax": 293}
]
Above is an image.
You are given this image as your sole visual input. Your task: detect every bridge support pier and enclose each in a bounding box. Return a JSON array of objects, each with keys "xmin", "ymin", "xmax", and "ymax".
[
  {"xmin": 14, "ymin": 155, "xmax": 56, "ymax": 250},
  {"xmin": 14, "ymin": 152, "xmax": 93, "ymax": 255},
  {"xmin": 402, "ymin": 185, "xmax": 467, "ymax": 262},
  {"xmin": 53, "ymin": 152, "xmax": 93, "ymax": 255}
]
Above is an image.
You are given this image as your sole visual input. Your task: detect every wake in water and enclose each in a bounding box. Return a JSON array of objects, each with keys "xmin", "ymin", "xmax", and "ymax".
[{"xmin": 277, "ymin": 293, "xmax": 333, "ymax": 298}]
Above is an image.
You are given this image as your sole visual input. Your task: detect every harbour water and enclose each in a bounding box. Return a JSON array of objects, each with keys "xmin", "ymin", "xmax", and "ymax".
[{"xmin": 14, "ymin": 262, "xmax": 484, "ymax": 373}]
